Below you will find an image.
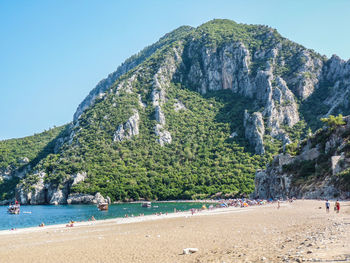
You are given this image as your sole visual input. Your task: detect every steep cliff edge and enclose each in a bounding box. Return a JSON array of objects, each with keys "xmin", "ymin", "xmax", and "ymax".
[{"xmin": 254, "ymin": 115, "xmax": 350, "ymax": 199}]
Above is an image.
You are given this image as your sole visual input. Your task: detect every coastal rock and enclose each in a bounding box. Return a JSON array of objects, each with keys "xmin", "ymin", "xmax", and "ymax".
[
  {"xmin": 49, "ymin": 188, "xmax": 67, "ymax": 205},
  {"xmin": 16, "ymin": 172, "xmax": 47, "ymax": 205},
  {"xmin": 66, "ymin": 192, "xmax": 107, "ymax": 205},
  {"xmin": 254, "ymin": 118, "xmax": 350, "ymax": 199},
  {"xmin": 67, "ymin": 193, "xmax": 95, "ymax": 204}
]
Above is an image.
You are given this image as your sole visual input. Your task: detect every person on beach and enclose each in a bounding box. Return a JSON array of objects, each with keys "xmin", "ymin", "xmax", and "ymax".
[
  {"xmin": 335, "ymin": 200, "xmax": 340, "ymax": 213},
  {"xmin": 277, "ymin": 200, "xmax": 280, "ymax": 209},
  {"xmin": 325, "ymin": 200, "xmax": 330, "ymax": 213}
]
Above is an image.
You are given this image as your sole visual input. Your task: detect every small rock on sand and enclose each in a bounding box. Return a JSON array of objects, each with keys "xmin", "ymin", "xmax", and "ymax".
[{"xmin": 183, "ymin": 248, "xmax": 198, "ymax": 255}]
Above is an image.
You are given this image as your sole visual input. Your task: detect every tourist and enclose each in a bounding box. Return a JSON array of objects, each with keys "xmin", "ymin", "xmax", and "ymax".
[
  {"xmin": 335, "ymin": 200, "xmax": 340, "ymax": 213},
  {"xmin": 325, "ymin": 200, "xmax": 330, "ymax": 213},
  {"xmin": 277, "ymin": 200, "xmax": 280, "ymax": 209}
]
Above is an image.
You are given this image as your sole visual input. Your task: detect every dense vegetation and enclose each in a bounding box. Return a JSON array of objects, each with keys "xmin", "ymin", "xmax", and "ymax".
[
  {"xmin": 0, "ymin": 126, "xmax": 67, "ymax": 170},
  {"xmin": 1, "ymin": 19, "xmax": 348, "ymax": 202},
  {"xmin": 34, "ymin": 86, "xmax": 278, "ymax": 201},
  {"xmin": 0, "ymin": 125, "xmax": 67, "ymax": 200}
]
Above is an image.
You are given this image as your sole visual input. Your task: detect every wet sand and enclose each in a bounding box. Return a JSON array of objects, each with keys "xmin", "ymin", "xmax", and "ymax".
[{"xmin": 0, "ymin": 200, "xmax": 349, "ymax": 263}]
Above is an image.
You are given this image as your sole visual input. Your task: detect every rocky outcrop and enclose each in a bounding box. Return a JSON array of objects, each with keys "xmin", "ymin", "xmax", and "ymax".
[
  {"xmin": 173, "ymin": 99, "xmax": 186, "ymax": 112},
  {"xmin": 254, "ymin": 116, "xmax": 350, "ymax": 200},
  {"xmin": 244, "ymin": 111, "xmax": 265, "ymax": 154},
  {"xmin": 186, "ymin": 41, "xmax": 252, "ymax": 96},
  {"xmin": 48, "ymin": 185, "xmax": 69, "ymax": 205},
  {"xmin": 151, "ymin": 45, "xmax": 184, "ymax": 146},
  {"xmin": 72, "ymin": 172, "xmax": 87, "ymax": 186},
  {"xmin": 154, "ymin": 124, "xmax": 172, "ymax": 146},
  {"xmin": 67, "ymin": 192, "xmax": 109, "ymax": 205},
  {"xmin": 15, "ymin": 170, "xmax": 89, "ymax": 205},
  {"xmin": 182, "ymin": 39, "xmax": 307, "ymax": 153},
  {"xmin": 113, "ymin": 110, "xmax": 140, "ymax": 142},
  {"xmin": 16, "ymin": 172, "xmax": 46, "ymax": 205}
]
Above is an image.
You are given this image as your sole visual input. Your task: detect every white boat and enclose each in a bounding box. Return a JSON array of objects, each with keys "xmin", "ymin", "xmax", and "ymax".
[
  {"xmin": 141, "ymin": 202, "xmax": 151, "ymax": 208},
  {"xmin": 8, "ymin": 204, "xmax": 20, "ymax": 214},
  {"xmin": 98, "ymin": 202, "xmax": 108, "ymax": 211}
]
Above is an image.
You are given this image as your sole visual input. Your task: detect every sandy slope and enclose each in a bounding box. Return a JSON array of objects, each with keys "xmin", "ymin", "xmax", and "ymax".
[{"xmin": 0, "ymin": 200, "xmax": 349, "ymax": 263}]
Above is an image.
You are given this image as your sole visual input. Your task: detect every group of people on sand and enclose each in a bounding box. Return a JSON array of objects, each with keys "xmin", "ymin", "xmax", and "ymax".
[
  {"xmin": 325, "ymin": 199, "xmax": 340, "ymax": 213},
  {"xmin": 38, "ymin": 216, "xmax": 97, "ymax": 228}
]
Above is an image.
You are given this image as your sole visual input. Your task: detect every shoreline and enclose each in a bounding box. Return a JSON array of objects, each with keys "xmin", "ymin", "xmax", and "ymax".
[
  {"xmin": 0, "ymin": 201, "xmax": 272, "ymax": 235},
  {"xmin": 0, "ymin": 200, "xmax": 349, "ymax": 262},
  {"xmin": 0, "ymin": 199, "xmax": 220, "ymax": 206}
]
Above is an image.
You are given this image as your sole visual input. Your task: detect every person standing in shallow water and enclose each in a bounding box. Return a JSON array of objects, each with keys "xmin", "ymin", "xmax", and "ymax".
[
  {"xmin": 325, "ymin": 200, "xmax": 330, "ymax": 213},
  {"xmin": 335, "ymin": 200, "xmax": 340, "ymax": 213}
]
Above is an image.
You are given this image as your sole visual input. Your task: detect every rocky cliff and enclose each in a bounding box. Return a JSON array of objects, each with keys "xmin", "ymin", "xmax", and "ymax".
[
  {"xmin": 254, "ymin": 115, "xmax": 350, "ymax": 199},
  {"xmin": 2, "ymin": 19, "xmax": 350, "ymax": 204}
]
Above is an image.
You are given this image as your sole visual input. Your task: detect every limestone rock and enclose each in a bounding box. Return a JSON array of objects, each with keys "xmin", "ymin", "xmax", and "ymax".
[
  {"xmin": 18, "ymin": 157, "xmax": 29, "ymax": 164},
  {"xmin": 155, "ymin": 106, "xmax": 166, "ymax": 125},
  {"xmin": 72, "ymin": 172, "xmax": 87, "ymax": 186},
  {"xmin": 154, "ymin": 124, "xmax": 172, "ymax": 146},
  {"xmin": 66, "ymin": 192, "xmax": 107, "ymax": 204},
  {"xmin": 173, "ymin": 99, "xmax": 186, "ymax": 112},
  {"xmin": 49, "ymin": 187, "xmax": 68, "ymax": 205},
  {"xmin": 254, "ymin": 118, "xmax": 350, "ymax": 199},
  {"xmin": 244, "ymin": 111, "xmax": 265, "ymax": 154},
  {"xmin": 114, "ymin": 110, "xmax": 140, "ymax": 142},
  {"xmin": 67, "ymin": 193, "xmax": 96, "ymax": 204}
]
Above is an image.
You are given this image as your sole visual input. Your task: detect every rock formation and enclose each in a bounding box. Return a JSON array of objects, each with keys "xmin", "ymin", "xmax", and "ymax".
[
  {"xmin": 254, "ymin": 116, "xmax": 350, "ymax": 199},
  {"xmin": 113, "ymin": 110, "xmax": 140, "ymax": 142}
]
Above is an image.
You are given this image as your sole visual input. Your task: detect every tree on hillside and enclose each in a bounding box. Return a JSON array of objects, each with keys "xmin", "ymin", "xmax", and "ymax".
[{"xmin": 320, "ymin": 114, "xmax": 345, "ymax": 129}]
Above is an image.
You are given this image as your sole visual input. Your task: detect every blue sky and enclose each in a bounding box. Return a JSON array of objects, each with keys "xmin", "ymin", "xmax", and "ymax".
[{"xmin": 1, "ymin": 0, "xmax": 349, "ymax": 140}]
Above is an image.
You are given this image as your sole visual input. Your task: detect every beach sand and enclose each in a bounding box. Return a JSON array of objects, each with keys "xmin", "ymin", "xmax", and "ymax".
[{"xmin": 0, "ymin": 200, "xmax": 349, "ymax": 263}]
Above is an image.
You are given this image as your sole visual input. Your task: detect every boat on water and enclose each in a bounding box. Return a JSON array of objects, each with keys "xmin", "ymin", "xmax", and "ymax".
[
  {"xmin": 98, "ymin": 202, "xmax": 108, "ymax": 211},
  {"xmin": 8, "ymin": 204, "xmax": 20, "ymax": 214},
  {"xmin": 141, "ymin": 201, "xmax": 151, "ymax": 208}
]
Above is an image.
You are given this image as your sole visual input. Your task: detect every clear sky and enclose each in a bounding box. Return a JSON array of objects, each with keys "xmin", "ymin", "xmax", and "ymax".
[{"xmin": 1, "ymin": 0, "xmax": 349, "ymax": 140}]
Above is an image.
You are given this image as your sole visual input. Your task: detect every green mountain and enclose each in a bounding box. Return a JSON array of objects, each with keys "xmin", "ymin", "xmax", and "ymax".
[{"xmin": 1, "ymin": 19, "xmax": 350, "ymax": 204}]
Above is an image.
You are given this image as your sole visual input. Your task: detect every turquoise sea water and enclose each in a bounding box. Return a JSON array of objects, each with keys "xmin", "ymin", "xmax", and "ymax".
[{"xmin": 0, "ymin": 202, "xmax": 206, "ymax": 231}]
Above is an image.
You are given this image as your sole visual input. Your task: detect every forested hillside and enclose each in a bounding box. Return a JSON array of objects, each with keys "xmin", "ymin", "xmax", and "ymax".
[{"xmin": 1, "ymin": 19, "xmax": 350, "ymax": 204}]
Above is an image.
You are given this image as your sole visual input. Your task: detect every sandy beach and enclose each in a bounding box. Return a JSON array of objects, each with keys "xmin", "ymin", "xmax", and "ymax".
[{"xmin": 0, "ymin": 200, "xmax": 349, "ymax": 263}]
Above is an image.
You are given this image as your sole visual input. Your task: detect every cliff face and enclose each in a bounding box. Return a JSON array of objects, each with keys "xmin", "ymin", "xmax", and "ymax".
[
  {"xmin": 2, "ymin": 19, "xmax": 350, "ymax": 204},
  {"xmin": 254, "ymin": 116, "xmax": 350, "ymax": 200}
]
